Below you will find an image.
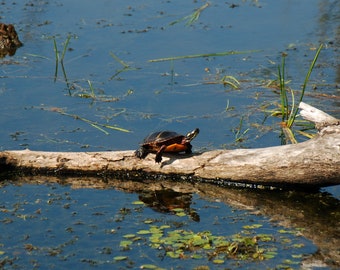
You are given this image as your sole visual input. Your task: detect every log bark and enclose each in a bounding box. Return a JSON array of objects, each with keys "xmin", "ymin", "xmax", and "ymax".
[{"xmin": 1, "ymin": 102, "xmax": 340, "ymax": 188}]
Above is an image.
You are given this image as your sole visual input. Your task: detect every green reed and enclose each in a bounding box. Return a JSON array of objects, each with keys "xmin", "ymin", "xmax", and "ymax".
[
  {"xmin": 277, "ymin": 44, "xmax": 323, "ymax": 143},
  {"xmin": 278, "ymin": 44, "xmax": 323, "ymax": 129},
  {"xmin": 53, "ymin": 35, "xmax": 73, "ymax": 94}
]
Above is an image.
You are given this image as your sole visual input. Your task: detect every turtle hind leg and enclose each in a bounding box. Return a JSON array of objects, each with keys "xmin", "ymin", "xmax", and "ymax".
[{"xmin": 135, "ymin": 147, "xmax": 148, "ymax": 159}]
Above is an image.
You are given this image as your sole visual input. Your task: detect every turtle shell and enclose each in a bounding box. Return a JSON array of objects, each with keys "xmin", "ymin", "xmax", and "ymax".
[{"xmin": 142, "ymin": 131, "xmax": 184, "ymax": 146}]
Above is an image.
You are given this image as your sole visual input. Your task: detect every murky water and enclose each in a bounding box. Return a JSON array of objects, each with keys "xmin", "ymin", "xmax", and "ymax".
[{"xmin": 1, "ymin": 0, "xmax": 339, "ymax": 269}]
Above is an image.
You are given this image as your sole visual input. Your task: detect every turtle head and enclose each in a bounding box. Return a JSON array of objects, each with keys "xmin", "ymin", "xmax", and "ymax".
[{"xmin": 185, "ymin": 128, "xmax": 199, "ymax": 142}]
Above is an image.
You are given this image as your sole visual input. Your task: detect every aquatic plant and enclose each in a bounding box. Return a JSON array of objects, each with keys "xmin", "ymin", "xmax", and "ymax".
[
  {"xmin": 149, "ymin": 50, "xmax": 261, "ymax": 63},
  {"xmin": 39, "ymin": 106, "xmax": 130, "ymax": 134},
  {"xmin": 118, "ymin": 221, "xmax": 277, "ymax": 264},
  {"xmin": 233, "ymin": 116, "xmax": 250, "ymax": 143},
  {"xmin": 53, "ymin": 35, "xmax": 73, "ymax": 94},
  {"xmin": 109, "ymin": 52, "xmax": 139, "ymax": 80},
  {"xmin": 274, "ymin": 44, "xmax": 323, "ymax": 143},
  {"xmin": 169, "ymin": 2, "xmax": 210, "ymax": 26}
]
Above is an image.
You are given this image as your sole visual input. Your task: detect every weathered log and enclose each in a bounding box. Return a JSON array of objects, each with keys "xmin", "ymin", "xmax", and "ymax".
[{"xmin": 1, "ymin": 102, "xmax": 339, "ymax": 188}]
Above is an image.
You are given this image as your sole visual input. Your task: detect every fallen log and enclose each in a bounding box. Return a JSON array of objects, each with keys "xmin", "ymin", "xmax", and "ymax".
[{"xmin": 1, "ymin": 102, "xmax": 339, "ymax": 188}]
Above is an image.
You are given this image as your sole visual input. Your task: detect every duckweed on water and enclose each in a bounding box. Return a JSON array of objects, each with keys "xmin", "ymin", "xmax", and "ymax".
[{"xmin": 120, "ymin": 223, "xmax": 277, "ymax": 262}]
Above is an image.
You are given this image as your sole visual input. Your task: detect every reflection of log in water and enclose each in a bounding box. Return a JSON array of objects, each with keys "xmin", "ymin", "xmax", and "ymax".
[
  {"xmin": 199, "ymin": 184, "xmax": 340, "ymax": 268},
  {"xmin": 6, "ymin": 175, "xmax": 339, "ymax": 268}
]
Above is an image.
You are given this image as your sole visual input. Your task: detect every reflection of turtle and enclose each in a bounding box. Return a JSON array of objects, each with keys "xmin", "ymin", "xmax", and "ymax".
[
  {"xmin": 135, "ymin": 128, "xmax": 199, "ymax": 163},
  {"xmin": 0, "ymin": 23, "xmax": 23, "ymax": 57},
  {"xmin": 139, "ymin": 189, "xmax": 200, "ymax": 222}
]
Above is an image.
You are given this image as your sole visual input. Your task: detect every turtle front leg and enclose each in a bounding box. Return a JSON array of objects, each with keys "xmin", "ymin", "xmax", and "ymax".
[
  {"xmin": 185, "ymin": 143, "xmax": 192, "ymax": 154},
  {"xmin": 155, "ymin": 145, "xmax": 167, "ymax": 163},
  {"xmin": 135, "ymin": 147, "xmax": 149, "ymax": 159}
]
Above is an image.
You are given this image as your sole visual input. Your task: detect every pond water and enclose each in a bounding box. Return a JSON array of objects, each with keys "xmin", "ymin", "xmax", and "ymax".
[
  {"xmin": 0, "ymin": 0, "xmax": 339, "ymax": 269},
  {"xmin": 0, "ymin": 180, "xmax": 328, "ymax": 269}
]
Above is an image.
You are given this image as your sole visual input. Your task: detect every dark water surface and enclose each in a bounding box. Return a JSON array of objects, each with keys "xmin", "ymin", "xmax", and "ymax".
[
  {"xmin": 1, "ymin": 0, "xmax": 340, "ymax": 269},
  {"xmin": 0, "ymin": 179, "xmax": 335, "ymax": 269}
]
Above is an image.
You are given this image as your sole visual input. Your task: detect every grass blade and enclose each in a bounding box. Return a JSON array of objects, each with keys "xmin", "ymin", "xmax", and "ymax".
[
  {"xmin": 288, "ymin": 44, "xmax": 323, "ymax": 127},
  {"xmin": 53, "ymin": 35, "xmax": 73, "ymax": 94},
  {"xmin": 169, "ymin": 2, "xmax": 210, "ymax": 26},
  {"xmin": 300, "ymin": 44, "xmax": 323, "ymax": 104},
  {"xmin": 61, "ymin": 35, "xmax": 72, "ymax": 61},
  {"xmin": 43, "ymin": 108, "xmax": 131, "ymax": 134},
  {"xmin": 110, "ymin": 52, "xmax": 130, "ymax": 68},
  {"xmin": 278, "ymin": 53, "xmax": 288, "ymax": 122},
  {"xmin": 89, "ymin": 123, "xmax": 110, "ymax": 135},
  {"xmin": 149, "ymin": 50, "xmax": 261, "ymax": 62},
  {"xmin": 53, "ymin": 38, "xmax": 59, "ymax": 82}
]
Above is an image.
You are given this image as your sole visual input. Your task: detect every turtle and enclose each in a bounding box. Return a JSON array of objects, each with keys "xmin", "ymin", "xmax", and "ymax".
[{"xmin": 135, "ymin": 128, "xmax": 199, "ymax": 163}]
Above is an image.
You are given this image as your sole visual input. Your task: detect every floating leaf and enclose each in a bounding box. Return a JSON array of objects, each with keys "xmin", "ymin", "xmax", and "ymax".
[
  {"xmin": 213, "ymin": 259, "xmax": 225, "ymax": 264},
  {"xmin": 172, "ymin": 208, "xmax": 184, "ymax": 212},
  {"xmin": 257, "ymin": 234, "xmax": 273, "ymax": 242},
  {"xmin": 119, "ymin": 240, "xmax": 132, "ymax": 248},
  {"xmin": 278, "ymin": 229, "xmax": 294, "ymax": 234},
  {"xmin": 144, "ymin": 219, "xmax": 154, "ymax": 224},
  {"xmin": 149, "ymin": 226, "xmax": 162, "ymax": 234},
  {"xmin": 292, "ymin": 243, "xmax": 305, "ymax": 248},
  {"xmin": 137, "ymin": 230, "xmax": 151, "ymax": 235},
  {"xmin": 140, "ymin": 264, "xmax": 158, "ymax": 269},
  {"xmin": 263, "ymin": 252, "xmax": 277, "ymax": 259},
  {"xmin": 114, "ymin": 256, "xmax": 128, "ymax": 261},
  {"xmin": 149, "ymin": 236, "xmax": 161, "ymax": 243},
  {"xmin": 192, "ymin": 235, "xmax": 208, "ymax": 246},
  {"xmin": 132, "ymin": 201, "xmax": 144, "ymax": 205},
  {"xmin": 123, "ymin": 234, "xmax": 135, "ymax": 239},
  {"xmin": 202, "ymin": 243, "xmax": 212, "ymax": 250},
  {"xmin": 192, "ymin": 254, "xmax": 203, "ymax": 259},
  {"xmin": 243, "ymin": 224, "xmax": 263, "ymax": 229},
  {"xmin": 283, "ymin": 259, "xmax": 300, "ymax": 265},
  {"xmin": 166, "ymin": 251, "xmax": 180, "ymax": 259}
]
